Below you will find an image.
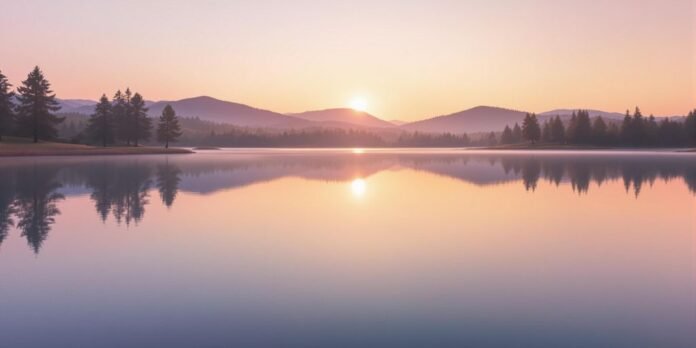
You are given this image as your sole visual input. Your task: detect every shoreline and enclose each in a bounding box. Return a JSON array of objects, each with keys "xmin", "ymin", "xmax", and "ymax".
[
  {"xmin": 478, "ymin": 144, "xmax": 696, "ymax": 152},
  {"xmin": 0, "ymin": 142, "xmax": 193, "ymax": 157}
]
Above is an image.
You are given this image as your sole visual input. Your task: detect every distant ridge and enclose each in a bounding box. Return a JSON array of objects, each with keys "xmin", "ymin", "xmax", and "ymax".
[
  {"xmin": 401, "ymin": 106, "xmax": 528, "ymax": 133},
  {"xmin": 290, "ymin": 108, "xmax": 395, "ymax": 128},
  {"xmin": 54, "ymin": 96, "xmax": 680, "ymax": 133},
  {"xmin": 146, "ymin": 96, "xmax": 311, "ymax": 128},
  {"xmin": 539, "ymin": 109, "xmax": 626, "ymax": 121}
]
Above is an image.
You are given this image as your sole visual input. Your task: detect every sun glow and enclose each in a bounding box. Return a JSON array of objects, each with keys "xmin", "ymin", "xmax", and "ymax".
[
  {"xmin": 349, "ymin": 98, "xmax": 368, "ymax": 112},
  {"xmin": 352, "ymin": 148, "xmax": 365, "ymax": 154},
  {"xmin": 351, "ymin": 178, "xmax": 367, "ymax": 197}
]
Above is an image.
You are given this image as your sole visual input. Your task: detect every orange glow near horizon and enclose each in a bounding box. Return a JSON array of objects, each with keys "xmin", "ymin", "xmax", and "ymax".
[{"xmin": 0, "ymin": 1, "xmax": 693, "ymax": 120}]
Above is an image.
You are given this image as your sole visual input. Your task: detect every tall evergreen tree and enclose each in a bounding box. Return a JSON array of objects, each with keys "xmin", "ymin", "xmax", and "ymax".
[
  {"xmin": 130, "ymin": 93, "xmax": 151, "ymax": 146},
  {"xmin": 156, "ymin": 105, "xmax": 182, "ymax": 148},
  {"xmin": 512, "ymin": 123, "xmax": 522, "ymax": 143},
  {"xmin": 631, "ymin": 107, "xmax": 645, "ymax": 146},
  {"xmin": 521, "ymin": 113, "xmax": 541, "ymax": 144},
  {"xmin": 85, "ymin": 94, "xmax": 115, "ymax": 147},
  {"xmin": 684, "ymin": 109, "xmax": 696, "ymax": 146},
  {"xmin": 591, "ymin": 116, "xmax": 607, "ymax": 145},
  {"xmin": 541, "ymin": 120, "xmax": 551, "ymax": 143},
  {"xmin": 572, "ymin": 110, "xmax": 592, "ymax": 144},
  {"xmin": 500, "ymin": 125, "xmax": 514, "ymax": 144},
  {"xmin": 0, "ymin": 70, "xmax": 15, "ymax": 141},
  {"xmin": 644, "ymin": 115, "xmax": 659, "ymax": 146},
  {"xmin": 112, "ymin": 90, "xmax": 130, "ymax": 145},
  {"xmin": 550, "ymin": 116, "xmax": 565, "ymax": 143},
  {"xmin": 15, "ymin": 66, "xmax": 63, "ymax": 142},
  {"xmin": 620, "ymin": 109, "xmax": 633, "ymax": 145}
]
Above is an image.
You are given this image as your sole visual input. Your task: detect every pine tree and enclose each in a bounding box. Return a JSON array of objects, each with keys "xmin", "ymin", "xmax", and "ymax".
[
  {"xmin": 0, "ymin": 70, "xmax": 15, "ymax": 141},
  {"xmin": 156, "ymin": 104, "xmax": 182, "ymax": 148},
  {"xmin": 591, "ymin": 116, "xmax": 607, "ymax": 145},
  {"xmin": 573, "ymin": 110, "xmax": 592, "ymax": 144},
  {"xmin": 130, "ymin": 93, "xmax": 151, "ymax": 146},
  {"xmin": 15, "ymin": 67, "xmax": 63, "ymax": 142},
  {"xmin": 621, "ymin": 109, "xmax": 632, "ymax": 145},
  {"xmin": 487, "ymin": 132, "xmax": 497, "ymax": 146},
  {"xmin": 521, "ymin": 113, "xmax": 541, "ymax": 144},
  {"xmin": 112, "ymin": 90, "xmax": 129, "ymax": 145},
  {"xmin": 512, "ymin": 123, "xmax": 522, "ymax": 143},
  {"xmin": 541, "ymin": 120, "xmax": 551, "ymax": 143},
  {"xmin": 645, "ymin": 115, "xmax": 659, "ymax": 146},
  {"xmin": 631, "ymin": 107, "xmax": 645, "ymax": 146},
  {"xmin": 85, "ymin": 94, "xmax": 115, "ymax": 147},
  {"xmin": 566, "ymin": 112, "xmax": 578, "ymax": 143},
  {"xmin": 550, "ymin": 116, "xmax": 565, "ymax": 143},
  {"xmin": 684, "ymin": 109, "xmax": 696, "ymax": 146},
  {"xmin": 500, "ymin": 125, "xmax": 514, "ymax": 144}
]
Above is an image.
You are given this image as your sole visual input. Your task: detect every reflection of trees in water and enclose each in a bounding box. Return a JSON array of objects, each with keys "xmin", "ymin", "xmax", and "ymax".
[
  {"xmin": 157, "ymin": 163, "xmax": 181, "ymax": 208},
  {"xmin": 0, "ymin": 153, "xmax": 694, "ymax": 254},
  {"xmin": 0, "ymin": 171, "xmax": 16, "ymax": 247},
  {"xmin": 12, "ymin": 167, "xmax": 64, "ymax": 254},
  {"xmin": 489, "ymin": 155, "xmax": 696, "ymax": 195},
  {"xmin": 80, "ymin": 162, "xmax": 158, "ymax": 225}
]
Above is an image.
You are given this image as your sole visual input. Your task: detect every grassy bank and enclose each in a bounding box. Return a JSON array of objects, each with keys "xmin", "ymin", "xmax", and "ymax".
[{"xmin": 0, "ymin": 137, "xmax": 192, "ymax": 157}]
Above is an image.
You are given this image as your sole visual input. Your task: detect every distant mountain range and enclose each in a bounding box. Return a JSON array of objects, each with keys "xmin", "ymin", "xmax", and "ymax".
[
  {"xmin": 401, "ymin": 106, "xmax": 527, "ymax": 133},
  {"xmin": 56, "ymin": 96, "xmax": 678, "ymax": 133},
  {"xmin": 289, "ymin": 108, "xmax": 395, "ymax": 128}
]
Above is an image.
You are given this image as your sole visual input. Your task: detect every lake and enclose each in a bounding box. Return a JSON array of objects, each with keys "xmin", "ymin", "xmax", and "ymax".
[{"xmin": 0, "ymin": 149, "xmax": 694, "ymax": 347}]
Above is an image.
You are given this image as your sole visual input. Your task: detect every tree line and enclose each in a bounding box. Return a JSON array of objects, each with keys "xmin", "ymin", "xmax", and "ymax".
[
  {"xmin": 500, "ymin": 108, "xmax": 696, "ymax": 147},
  {"xmin": 0, "ymin": 66, "xmax": 182, "ymax": 147}
]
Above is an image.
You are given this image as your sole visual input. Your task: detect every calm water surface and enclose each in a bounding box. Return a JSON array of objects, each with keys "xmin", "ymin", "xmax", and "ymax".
[{"xmin": 0, "ymin": 149, "xmax": 694, "ymax": 347}]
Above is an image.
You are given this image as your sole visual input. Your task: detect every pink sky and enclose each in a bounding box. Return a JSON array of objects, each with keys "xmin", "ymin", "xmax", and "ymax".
[{"xmin": 0, "ymin": 0, "xmax": 693, "ymax": 120}]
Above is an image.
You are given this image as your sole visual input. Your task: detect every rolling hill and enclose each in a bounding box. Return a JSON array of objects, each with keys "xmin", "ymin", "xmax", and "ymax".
[
  {"xmin": 290, "ymin": 108, "xmax": 395, "ymax": 128},
  {"xmin": 145, "ymin": 96, "xmax": 311, "ymax": 128},
  {"xmin": 401, "ymin": 106, "xmax": 528, "ymax": 133}
]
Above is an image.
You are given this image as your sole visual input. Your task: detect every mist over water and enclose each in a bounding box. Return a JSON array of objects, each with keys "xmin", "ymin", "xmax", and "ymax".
[{"xmin": 0, "ymin": 149, "xmax": 694, "ymax": 347}]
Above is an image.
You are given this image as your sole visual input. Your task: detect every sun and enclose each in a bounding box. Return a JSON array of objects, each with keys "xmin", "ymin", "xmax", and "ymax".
[{"xmin": 349, "ymin": 98, "xmax": 368, "ymax": 112}]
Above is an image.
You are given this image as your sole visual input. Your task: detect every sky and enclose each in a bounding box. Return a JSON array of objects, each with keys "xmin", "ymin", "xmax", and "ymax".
[{"xmin": 0, "ymin": 0, "xmax": 693, "ymax": 121}]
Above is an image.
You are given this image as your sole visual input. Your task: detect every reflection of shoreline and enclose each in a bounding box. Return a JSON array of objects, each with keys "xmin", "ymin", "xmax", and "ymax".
[{"xmin": 0, "ymin": 152, "xmax": 694, "ymax": 253}]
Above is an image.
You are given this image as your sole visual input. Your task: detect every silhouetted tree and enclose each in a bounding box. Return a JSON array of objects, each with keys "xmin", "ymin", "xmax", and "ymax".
[
  {"xmin": 685, "ymin": 109, "xmax": 696, "ymax": 147},
  {"xmin": 591, "ymin": 116, "xmax": 607, "ymax": 145},
  {"xmin": 550, "ymin": 116, "xmax": 565, "ymax": 143},
  {"xmin": 487, "ymin": 131, "xmax": 497, "ymax": 146},
  {"xmin": 541, "ymin": 120, "xmax": 551, "ymax": 143},
  {"xmin": 156, "ymin": 163, "xmax": 181, "ymax": 208},
  {"xmin": 156, "ymin": 105, "xmax": 182, "ymax": 148},
  {"xmin": 512, "ymin": 123, "xmax": 522, "ymax": 143},
  {"xmin": 0, "ymin": 70, "xmax": 15, "ymax": 141},
  {"xmin": 570, "ymin": 110, "xmax": 592, "ymax": 144},
  {"xmin": 500, "ymin": 125, "xmax": 514, "ymax": 144},
  {"xmin": 112, "ymin": 89, "xmax": 131, "ymax": 145},
  {"xmin": 85, "ymin": 94, "xmax": 115, "ymax": 147},
  {"xmin": 15, "ymin": 66, "xmax": 63, "ymax": 142},
  {"xmin": 130, "ymin": 93, "xmax": 151, "ymax": 146},
  {"xmin": 631, "ymin": 107, "xmax": 645, "ymax": 146},
  {"xmin": 522, "ymin": 113, "xmax": 541, "ymax": 144},
  {"xmin": 644, "ymin": 115, "xmax": 659, "ymax": 146}
]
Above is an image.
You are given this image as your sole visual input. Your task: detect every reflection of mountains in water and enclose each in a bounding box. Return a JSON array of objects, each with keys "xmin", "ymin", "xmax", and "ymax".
[{"xmin": 1, "ymin": 152, "xmax": 695, "ymax": 253}]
